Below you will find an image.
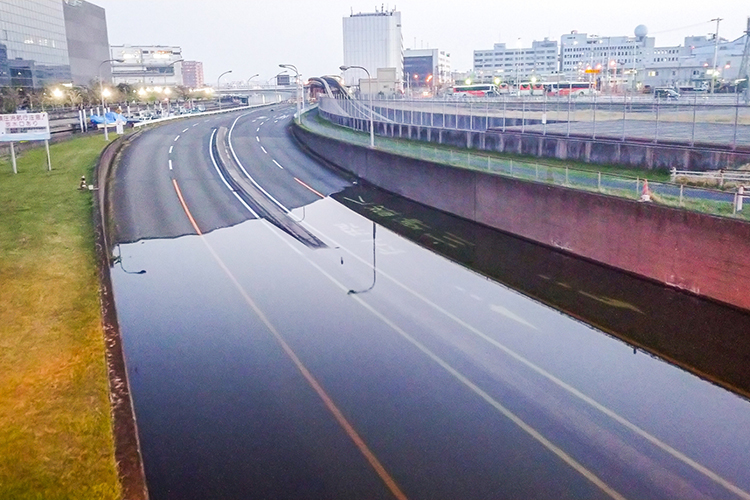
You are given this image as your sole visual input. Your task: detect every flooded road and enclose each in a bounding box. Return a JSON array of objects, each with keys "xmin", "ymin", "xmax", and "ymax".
[{"xmin": 110, "ymin": 107, "xmax": 750, "ymax": 499}]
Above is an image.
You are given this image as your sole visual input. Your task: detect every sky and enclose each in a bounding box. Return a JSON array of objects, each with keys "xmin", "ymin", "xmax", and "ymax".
[{"xmin": 95, "ymin": 0, "xmax": 749, "ymax": 84}]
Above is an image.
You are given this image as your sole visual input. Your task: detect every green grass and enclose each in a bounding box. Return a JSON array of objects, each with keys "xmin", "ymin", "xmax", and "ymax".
[{"xmin": 0, "ymin": 135, "xmax": 121, "ymax": 499}]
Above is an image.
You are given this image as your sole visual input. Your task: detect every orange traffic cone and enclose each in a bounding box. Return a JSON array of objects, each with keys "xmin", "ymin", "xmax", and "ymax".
[{"xmin": 640, "ymin": 179, "xmax": 651, "ymax": 202}]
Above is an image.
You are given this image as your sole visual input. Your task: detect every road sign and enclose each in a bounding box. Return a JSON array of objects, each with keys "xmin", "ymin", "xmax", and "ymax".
[{"xmin": 0, "ymin": 112, "xmax": 51, "ymax": 142}]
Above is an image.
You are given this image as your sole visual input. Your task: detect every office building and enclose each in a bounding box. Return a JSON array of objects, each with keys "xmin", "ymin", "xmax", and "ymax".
[
  {"xmin": 0, "ymin": 0, "xmax": 109, "ymax": 88},
  {"xmin": 342, "ymin": 7, "xmax": 403, "ymax": 87},
  {"xmin": 473, "ymin": 38, "xmax": 558, "ymax": 83},
  {"xmin": 63, "ymin": 0, "xmax": 110, "ymax": 86},
  {"xmin": 110, "ymin": 45, "xmax": 183, "ymax": 86},
  {"xmin": 404, "ymin": 48, "xmax": 451, "ymax": 91},
  {"xmin": 182, "ymin": 60, "xmax": 203, "ymax": 88}
]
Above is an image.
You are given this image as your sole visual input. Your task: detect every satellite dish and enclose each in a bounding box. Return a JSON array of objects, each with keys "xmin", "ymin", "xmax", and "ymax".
[{"xmin": 634, "ymin": 25, "xmax": 648, "ymax": 38}]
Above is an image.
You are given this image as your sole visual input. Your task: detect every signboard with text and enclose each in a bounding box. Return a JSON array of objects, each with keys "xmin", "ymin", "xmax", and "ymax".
[{"xmin": 0, "ymin": 113, "xmax": 51, "ymax": 142}]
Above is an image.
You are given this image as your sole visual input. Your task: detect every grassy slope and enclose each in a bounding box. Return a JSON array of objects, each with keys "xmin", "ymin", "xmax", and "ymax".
[{"xmin": 0, "ymin": 136, "xmax": 120, "ymax": 499}]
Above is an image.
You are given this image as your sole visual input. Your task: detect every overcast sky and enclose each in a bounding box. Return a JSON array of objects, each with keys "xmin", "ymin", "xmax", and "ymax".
[{"xmin": 95, "ymin": 0, "xmax": 748, "ymax": 84}]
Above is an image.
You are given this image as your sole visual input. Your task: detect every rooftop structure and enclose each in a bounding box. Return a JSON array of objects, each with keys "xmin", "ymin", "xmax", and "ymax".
[{"xmin": 342, "ymin": 7, "xmax": 403, "ymax": 86}]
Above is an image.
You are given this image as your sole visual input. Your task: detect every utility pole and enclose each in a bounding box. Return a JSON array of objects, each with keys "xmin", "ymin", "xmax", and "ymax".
[
  {"xmin": 738, "ymin": 17, "xmax": 750, "ymax": 104},
  {"xmin": 710, "ymin": 17, "xmax": 723, "ymax": 94}
]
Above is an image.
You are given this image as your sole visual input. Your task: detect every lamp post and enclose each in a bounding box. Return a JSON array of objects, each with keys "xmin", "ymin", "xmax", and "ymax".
[
  {"xmin": 340, "ymin": 65, "xmax": 374, "ymax": 148},
  {"xmin": 710, "ymin": 17, "xmax": 723, "ymax": 94},
  {"xmin": 246, "ymin": 73, "xmax": 259, "ymax": 88},
  {"xmin": 99, "ymin": 58, "xmax": 124, "ymax": 141},
  {"xmin": 279, "ymin": 64, "xmax": 302, "ymax": 123},
  {"xmin": 217, "ymin": 70, "xmax": 232, "ymax": 110}
]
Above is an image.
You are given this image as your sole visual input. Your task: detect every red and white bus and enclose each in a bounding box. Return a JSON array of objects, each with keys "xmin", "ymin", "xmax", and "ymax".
[
  {"xmin": 545, "ymin": 82, "xmax": 597, "ymax": 96},
  {"xmin": 451, "ymin": 84, "xmax": 499, "ymax": 97},
  {"xmin": 517, "ymin": 82, "xmax": 545, "ymax": 96}
]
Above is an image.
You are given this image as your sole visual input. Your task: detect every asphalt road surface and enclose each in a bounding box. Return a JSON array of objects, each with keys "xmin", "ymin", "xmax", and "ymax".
[{"xmin": 109, "ymin": 105, "xmax": 750, "ymax": 500}]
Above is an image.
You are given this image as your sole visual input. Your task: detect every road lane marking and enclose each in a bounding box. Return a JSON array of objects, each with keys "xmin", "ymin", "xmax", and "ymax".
[
  {"xmin": 227, "ymin": 114, "xmax": 290, "ymax": 214},
  {"xmin": 204, "ymin": 245, "xmax": 409, "ymax": 500},
  {"xmin": 305, "ymin": 224, "xmax": 750, "ymax": 500},
  {"xmin": 260, "ymin": 146, "xmax": 267, "ymax": 154},
  {"xmin": 174, "ymin": 135, "xmax": 180, "ymax": 142},
  {"xmin": 192, "ymin": 123, "xmax": 199, "ymax": 127},
  {"xmin": 256, "ymin": 127, "xmax": 260, "ymax": 132},
  {"xmin": 208, "ymin": 129, "xmax": 259, "ymax": 217},
  {"xmin": 173, "ymin": 158, "xmax": 407, "ymax": 499},
  {"xmin": 182, "ymin": 127, "xmax": 189, "ymax": 133},
  {"xmin": 272, "ymin": 159, "xmax": 284, "ymax": 169},
  {"xmin": 169, "ymin": 145, "xmax": 173, "ymax": 154},
  {"xmin": 294, "ymin": 177, "xmax": 324, "ymax": 198},
  {"xmin": 260, "ymin": 226, "xmax": 624, "ymax": 500},
  {"xmin": 171, "ymin": 179, "xmax": 201, "ymax": 235},
  {"xmin": 256, "ymin": 136, "xmax": 260, "ymax": 142},
  {"xmin": 489, "ymin": 304, "xmax": 538, "ymax": 330},
  {"xmin": 168, "ymin": 159, "xmax": 173, "ymax": 171}
]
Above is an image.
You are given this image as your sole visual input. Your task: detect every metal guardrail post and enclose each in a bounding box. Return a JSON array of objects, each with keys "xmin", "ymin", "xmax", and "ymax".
[
  {"xmin": 732, "ymin": 93, "xmax": 740, "ymax": 151},
  {"xmin": 592, "ymin": 94, "xmax": 597, "ymax": 140},
  {"xmin": 691, "ymin": 95, "xmax": 697, "ymax": 147},
  {"xmin": 636, "ymin": 177, "xmax": 640, "ymax": 196},
  {"xmin": 565, "ymin": 166, "xmax": 569, "ymax": 185},
  {"xmin": 680, "ymin": 184, "xmax": 684, "ymax": 207},
  {"xmin": 510, "ymin": 159, "xmax": 514, "ymax": 175},
  {"xmin": 598, "ymin": 171, "xmax": 601, "ymax": 191}
]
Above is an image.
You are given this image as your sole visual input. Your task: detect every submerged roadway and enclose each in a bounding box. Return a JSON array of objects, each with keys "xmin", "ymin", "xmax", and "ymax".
[{"xmin": 109, "ymin": 105, "xmax": 750, "ymax": 500}]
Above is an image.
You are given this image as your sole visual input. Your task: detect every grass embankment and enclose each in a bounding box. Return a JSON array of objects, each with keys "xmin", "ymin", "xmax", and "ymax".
[{"xmin": 0, "ymin": 136, "xmax": 120, "ymax": 499}]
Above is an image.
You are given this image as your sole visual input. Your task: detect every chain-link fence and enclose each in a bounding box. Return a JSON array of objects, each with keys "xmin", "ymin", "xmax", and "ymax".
[
  {"xmin": 303, "ymin": 108, "xmax": 749, "ymax": 221},
  {"xmin": 320, "ymin": 94, "xmax": 750, "ymax": 150}
]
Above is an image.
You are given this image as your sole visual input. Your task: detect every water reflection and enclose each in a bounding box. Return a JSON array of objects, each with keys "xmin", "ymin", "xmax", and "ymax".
[{"xmin": 332, "ymin": 184, "xmax": 750, "ymax": 400}]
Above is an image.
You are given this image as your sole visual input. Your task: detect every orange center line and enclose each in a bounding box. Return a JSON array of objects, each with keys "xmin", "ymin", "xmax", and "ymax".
[
  {"xmin": 172, "ymin": 178, "xmax": 203, "ymax": 236},
  {"xmin": 294, "ymin": 176, "xmax": 325, "ymax": 199},
  {"xmin": 170, "ymin": 175, "xmax": 407, "ymax": 500}
]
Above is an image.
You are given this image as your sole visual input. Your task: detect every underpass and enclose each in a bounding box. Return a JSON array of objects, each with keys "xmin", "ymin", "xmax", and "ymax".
[{"xmin": 108, "ymin": 105, "xmax": 750, "ymax": 500}]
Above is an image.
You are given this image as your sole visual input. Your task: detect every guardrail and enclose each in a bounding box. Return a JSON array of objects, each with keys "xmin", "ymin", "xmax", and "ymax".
[
  {"xmin": 304, "ymin": 107, "xmax": 750, "ymax": 221},
  {"xmin": 670, "ymin": 167, "xmax": 750, "ymax": 186},
  {"xmin": 320, "ymin": 94, "xmax": 750, "ymax": 151}
]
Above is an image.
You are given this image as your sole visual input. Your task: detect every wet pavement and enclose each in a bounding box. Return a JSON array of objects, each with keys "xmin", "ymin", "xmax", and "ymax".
[{"xmin": 110, "ymin": 107, "xmax": 750, "ymax": 500}]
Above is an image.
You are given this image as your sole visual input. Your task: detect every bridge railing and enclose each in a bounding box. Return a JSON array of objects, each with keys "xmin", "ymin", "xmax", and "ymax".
[
  {"xmin": 306, "ymin": 105, "xmax": 750, "ymax": 221},
  {"xmin": 321, "ymin": 94, "xmax": 750, "ymax": 151}
]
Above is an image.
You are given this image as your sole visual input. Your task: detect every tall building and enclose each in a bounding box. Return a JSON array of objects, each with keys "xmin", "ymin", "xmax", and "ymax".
[
  {"xmin": 63, "ymin": 0, "xmax": 110, "ymax": 86},
  {"xmin": 342, "ymin": 7, "xmax": 403, "ymax": 86},
  {"xmin": 0, "ymin": 0, "xmax": 109, "ymax": 88},
  {"xmin": 404, "ymin": 48, "xmax": 451, "ymax": 90},
  {"xmin": 473, "ymin": 38, "xmax": 558, "ymax": 83},
  {"xmin": 0, "ymin": 0, "xmax": 71, "ymax": 87},
  {"xmin": 110, "ymin": 45, "xmax": 183, "ymax": 86},
  {"xmin": 182, "ymin": 60, "xmax": 204, "ymax": 88}
]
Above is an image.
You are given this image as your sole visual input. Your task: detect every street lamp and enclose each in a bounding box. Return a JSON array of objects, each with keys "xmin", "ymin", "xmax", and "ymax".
[
  {"xmin": 98, "ymin": 58, "xmax": 124, "ymax": 141},
  {"xmin": 246, "ymin": 73, "xmax": 259, "ymax": 88},
  {"xmin": 279, "ymin": 64, "xmax": 302, "ymax": 123},
  {"xmin": 340, "ymin": 65, "xmax": 374, "ymax": 148},
  {"xmin": 217, "ymin": 70, "xmax": 232, "ymax": 109}
]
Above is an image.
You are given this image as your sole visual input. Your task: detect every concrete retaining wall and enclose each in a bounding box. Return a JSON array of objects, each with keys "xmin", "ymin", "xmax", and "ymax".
[
  {"xmin": 321, "ymin": 109, "xmax": 750, "ymax": 171},
  {"xmin": 294, "ymin": 122, "xmax": 750, "ymax": 311}
]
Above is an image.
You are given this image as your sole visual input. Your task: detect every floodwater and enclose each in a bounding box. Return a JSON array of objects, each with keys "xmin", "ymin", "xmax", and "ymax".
[{"xmin": 111, "ymin": 183, "xmax": 750, "ymax": 500}]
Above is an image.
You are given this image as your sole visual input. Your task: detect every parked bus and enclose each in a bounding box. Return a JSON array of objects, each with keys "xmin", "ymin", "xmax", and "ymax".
[
  {"xmin": 451, "ymin": 84, "xmax": 499, "ymax": 97},
  {"xmin": 545, "ymin": 82, "xmax": 597, "ymax": 96},
  {"xmin": 517, "ymin": 82, "xmax": 545, "ymax": 96}
]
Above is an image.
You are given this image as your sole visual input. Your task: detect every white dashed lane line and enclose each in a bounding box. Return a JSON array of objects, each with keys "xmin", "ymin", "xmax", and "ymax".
[
  {"xmin": 182, "ymin": 127, "xmax": 189, "ymax": 133},
  {"xmin": 169, "ymin": 159, "xmax": 173, "ymax": 170},
  {"xmin": 256, "ymin": 127, "xmax": 260, "ymax": 132},
  {"xmin": 256, "ymin": 136, "xmax": 260, "ymax": 142},
  {"xmin": 192, "ymin": 123, "xmax": 199, "ymax": 127},
  {"xmin": 260, "ymin": 146, "xmax": 267, "ymax": 154},
  {"xmin": 169, "ymin": 145, "xmax": 173, "ymax": 154},
  {"xmin": 272, "ymin": 159, "xmax": 283, "ymax": 169},
  {"xmin": 174, "ymin": 135, "xmax": 180, "ymax": 142}
]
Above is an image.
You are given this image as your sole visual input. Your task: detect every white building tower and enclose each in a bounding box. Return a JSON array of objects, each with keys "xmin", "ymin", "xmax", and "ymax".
[{"xmin": 342, "ymin": 7, "xmax": 403, "ymax": 86}]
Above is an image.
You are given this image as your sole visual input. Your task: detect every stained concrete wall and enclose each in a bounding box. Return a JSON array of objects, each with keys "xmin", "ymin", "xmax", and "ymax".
[
  {"xmin": 321, "ymin": 109, "xmax": 750, "ymax": 171},
  {"xmin": 294, "ymin": 122, "xmax": 750, "ymax": 311}
]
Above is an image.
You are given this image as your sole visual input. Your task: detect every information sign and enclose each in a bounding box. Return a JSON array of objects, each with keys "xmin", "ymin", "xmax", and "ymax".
[{"xmin": 0, "ymin": 113, "xmax": 51, "ymax": 142}]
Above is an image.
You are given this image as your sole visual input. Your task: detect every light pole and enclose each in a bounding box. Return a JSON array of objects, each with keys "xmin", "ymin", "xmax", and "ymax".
[
  {"xmin": 279, "ymin": 64, "xmax": 302, "ymax": 123},
  {"xmin": 217, "ymin": 70, "xmax": 232, "ymax": 110},
  {"xmin": 340, "ymin": 65, "xmax": 375, "ymax": 148},
  {"xmin": 246, "ymin": 73, "xmax": 259, "ymax": 88},
  {"xmin": 710, "ymin": 17, "xmax": 723, "ymax": 94},
  {"xmin": 99, "ymin": 58, "xmax": 124, "ymax": 140}
]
